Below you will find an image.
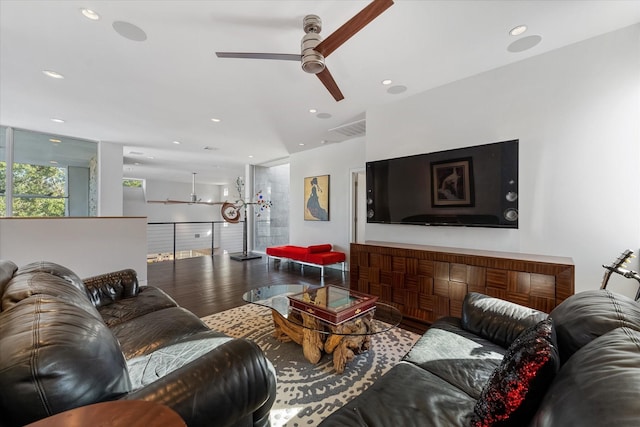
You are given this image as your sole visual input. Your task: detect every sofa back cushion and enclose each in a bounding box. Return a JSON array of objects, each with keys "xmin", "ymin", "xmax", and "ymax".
[
  {"xmin": 2, "ymin": 262, "xmax": 99, "ymax": 318},
  {"xmin": 83, "ymin": 269, "xmax": 140, "ymax": 308},
  {"xmin": 17, "ymin": 261, "xmax": 88, "ymax": 292},
  {"xmin": 0, "ymin": 295, "xmax": 131, "ymax": 426},
  {"xmin": 530, "ymin": 327, "xmax": 640, "ymax": 427},
  {"xmin": 462, "ymin": 292, "xmax": 547, "ymax": 348},
  {"xmin": 549, "ymin": 289, "xmax": 640, "ymax": 364},
  {"xmin": 0, "ymin": 260, "xmax": 18, "ymax": 303}
]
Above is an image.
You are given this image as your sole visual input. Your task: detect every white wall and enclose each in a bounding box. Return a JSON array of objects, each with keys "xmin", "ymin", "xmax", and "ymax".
[
  {"xmin": 290, "ymin": 137, "xmax": 366, "ymax": 264},
  {"xmin": 98, "ymin": 141, "xmax": 123, "ymax": 216},
  {"xmin": 124, "ymin": 178, "xmax": 223, "ymax": 222},
  {"xmin": 0, "ymin": 217, "xmax": 148, "ymax": 284},
  {"xmin": 365, "ymin": 24, "xmax": 640, "ymax": 296}
]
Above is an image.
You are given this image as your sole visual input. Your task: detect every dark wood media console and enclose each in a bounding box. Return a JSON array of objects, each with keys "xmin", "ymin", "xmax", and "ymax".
[{"xmin": 350, "ymin": 242, "xmax": 574, "ymax": 330}]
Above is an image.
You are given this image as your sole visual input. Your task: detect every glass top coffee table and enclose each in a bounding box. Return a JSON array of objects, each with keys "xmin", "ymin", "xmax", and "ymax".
[{"xmin": 243, "ymin": 284, "xmax": 402, "ymax": 373}]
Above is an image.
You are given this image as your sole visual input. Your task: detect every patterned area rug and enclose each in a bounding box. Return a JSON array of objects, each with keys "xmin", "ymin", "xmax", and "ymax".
[{"xmin": 202, "ymin": 304, "xmax": 419, "ymax": 427}]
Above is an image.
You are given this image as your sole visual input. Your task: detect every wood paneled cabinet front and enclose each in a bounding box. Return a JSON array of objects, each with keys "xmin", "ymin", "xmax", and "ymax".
[{"xmin": 350, "ymin": 242, "xmax": 574, "ymax": 329}]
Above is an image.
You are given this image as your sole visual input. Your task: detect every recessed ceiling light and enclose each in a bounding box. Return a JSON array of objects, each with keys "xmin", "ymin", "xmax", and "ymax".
[
  {"xmin": 43, "ymin": 70, "xmax": 64, "ymax": 79},
  {"xmin": 129, "ymin": 151, "xmax": 143, "ymax": 155},
  {"xmin": 381, "ymin": 79, "xmax": 392, "ymax": 85},
  {"xmin": 49, "ymin": 138, "xmax": 61, "ymax": 143},
  {"xmin": 49, "ymin": 160, "xmax": 58, "ymax": 164},
  {"xmin": 81, "ymin": 8, "xmax": 100, "ymax": 21},
  {"xmin": 299, "ymin": 143, "xmax": 305, "ymax": 146},
  {"xmin": 51, "ymin": 118, "xmax": 65, "ymax": 123},
  {"xmin": 172, "ymin": 140, "xmax": 181, "ymax": 145},
  {"xmin": 248, "ymin": 155, "xmax": 254, "ymax": 158},
  {"xmin": 211, "ymin": 118, "xmax": 221, "ymax": 122},
  {"xmin": 309, "ymin": 108, "xmax": 317, "ymax": 113},
  {"xmin": 509, "ymin": 25, "xmax": 528, "ymax": 36}
]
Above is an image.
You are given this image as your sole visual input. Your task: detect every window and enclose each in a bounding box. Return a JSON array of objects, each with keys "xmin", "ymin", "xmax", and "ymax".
[
  {"xmin": 1, "ymin": 127, "xmax": 97, "ymax": 217},
  {"xmin": 12, "ymin": 163, "xmax": 67, "ymax": 217},
  {"xmin": 123, "ymin": 178, "xmax": 144, "ymax": 188}
]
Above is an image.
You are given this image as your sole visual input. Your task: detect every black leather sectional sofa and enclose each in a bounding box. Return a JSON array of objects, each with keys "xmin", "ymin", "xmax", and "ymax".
[
  {"xmin": 0, "ymin": 260, "xmax": 276, "ymax": 427},
  {"xmin": 320, "ymin": 289, "xmax": 640, "ymax": 426}
]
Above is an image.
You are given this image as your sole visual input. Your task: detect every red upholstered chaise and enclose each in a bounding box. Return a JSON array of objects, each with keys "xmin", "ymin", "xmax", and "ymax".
[{"xmin": 266, "ymin": 244, "xmax": 346, "ymax": 277}]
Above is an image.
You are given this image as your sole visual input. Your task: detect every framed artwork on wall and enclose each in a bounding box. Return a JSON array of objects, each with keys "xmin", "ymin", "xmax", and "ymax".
[
  {"xmin": 431, "ymin": 157, "xmax": 474, "ymax": 207},
  {"xmin": 304, "ymin": 175, "xmax": 330, "ymax": 221}
]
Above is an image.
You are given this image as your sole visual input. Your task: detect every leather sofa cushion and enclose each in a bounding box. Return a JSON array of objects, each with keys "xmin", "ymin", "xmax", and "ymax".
[
  {"xmin": 16, "ymin": 261, "xmax": 88, "ymax": 294},
  {"xmin": 0, "ymin": 259, "xmax": 18, "ymax": 299},
  {"xmin": 110, "ymin": 306, "xmax": 212, "ymax": 359},
  {"xmin": 0, "ymin": 296, "xmax": 131, "ymax": 426},
  {"xmin": 318, "ymin": 361, "xmax": 476, "ymax": 427},
  {"xmin": 549, "ymin": 289, "xmax": 640, "ymax": 364},
  {"xmin": 2, "ymin": 270, "xmax": 100, "ymax": 318},
  {"xmin": 530, "ymin": 327, "xmax": 640, "ymax": 426},
  {"xmin": 127, "ymin": 333, "xmax": 233, "ymax": 389},
  {"xmin": 462, "ymin": 292, "xmax": 547, "ymax": 349},
  {"xmin": 403, "ymin": 317, "xmax": 505, "ymax": 399},
  {"xmin": 99, "ymin": 286, "xmax": 178, "ymax": 327},
  {"xmin": 83, "ymin": 269, "xmax": 139, "ymax": 308}
]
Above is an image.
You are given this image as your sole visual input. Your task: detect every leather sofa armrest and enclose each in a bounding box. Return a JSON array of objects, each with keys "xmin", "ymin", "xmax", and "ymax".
[
  {"xmin": 83, "ymin": 269, "xmax": 140, "ymax": 308},
  {"xmin": 122, "ymin": 338, "xmax": 276, "ymax": 427},
  {"xmin": 461, "ymin": 292, "xmax": 547, "ymax": 348}
]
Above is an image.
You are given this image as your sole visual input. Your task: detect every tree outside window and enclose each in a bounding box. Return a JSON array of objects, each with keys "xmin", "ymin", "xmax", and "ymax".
[{"xmin": 0, "ymin": 163, "xmax": 67, "ymax": 217}]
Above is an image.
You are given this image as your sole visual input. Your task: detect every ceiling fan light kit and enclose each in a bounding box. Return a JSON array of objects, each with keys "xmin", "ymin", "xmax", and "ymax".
[{"xmin": 215, "ymin": 0, "xmax": 394, "ymax": 102}]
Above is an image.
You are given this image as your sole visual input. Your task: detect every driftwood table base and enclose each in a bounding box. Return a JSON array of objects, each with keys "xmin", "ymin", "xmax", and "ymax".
[{"xmin": 271, "ymin": 310, "xmax": 374, "ymax": 373}]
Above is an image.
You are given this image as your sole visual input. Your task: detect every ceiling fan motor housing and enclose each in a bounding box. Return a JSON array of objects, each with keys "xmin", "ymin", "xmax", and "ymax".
[
  {"xmin": 301, "ymin": 15, "xmax": 325, "ymax": 74},
  {"xmin": 303, "ymin": 14, "xmax": 322, "ymax": 34}
]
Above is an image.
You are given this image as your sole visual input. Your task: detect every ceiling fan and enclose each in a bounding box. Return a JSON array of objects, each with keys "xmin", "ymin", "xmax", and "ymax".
[
  {"xmin": 215, "ymin": 0, "xmax": 394, "ymax": 101},
  {"xmin": 147, "ymin": 173, "xmax": 242, "ymax": 222}
]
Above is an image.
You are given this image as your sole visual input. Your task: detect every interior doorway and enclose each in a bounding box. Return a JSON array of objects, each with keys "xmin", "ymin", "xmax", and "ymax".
[{"xmin": 350, "ymin": 169, "xmax": 366, "ymax": 244}]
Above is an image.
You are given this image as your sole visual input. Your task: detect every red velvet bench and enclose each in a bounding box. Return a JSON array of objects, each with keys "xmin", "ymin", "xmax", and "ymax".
[{"xmin": 266, "ymin": 244, "xmax": 346, "ymax": 277}]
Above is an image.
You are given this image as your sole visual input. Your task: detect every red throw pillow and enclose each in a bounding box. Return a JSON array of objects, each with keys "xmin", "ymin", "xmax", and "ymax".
[
  {"xmin": 470, "ymin": 317, "xmax": 560, "ymax": 427},
  {"xmin": 307, "ymin": 244, "xmax": 332, "ymax": 253}
]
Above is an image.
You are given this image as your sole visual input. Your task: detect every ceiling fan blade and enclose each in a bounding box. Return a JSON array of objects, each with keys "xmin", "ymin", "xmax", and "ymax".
[
  {"xmin": 216, "ymin": 52, "xmax": 302, "ymax": 61},
  {"xmin": 315, "ymin": 0, "xmax": 394, "ymax": 58},
  {"xmin": 316, "ymin": 67, "xmax": 344, "ymax": 101},
  {"xmin": 148, "ymin": 200, "xmax": 225, "ymax": 206},
  {"xmin": 147, "ymin": 199, "xmax": 190, "ymax": 204},
  {"xmin": 195, "ymin": 201, "xmax": 224, "ymax": 206}
]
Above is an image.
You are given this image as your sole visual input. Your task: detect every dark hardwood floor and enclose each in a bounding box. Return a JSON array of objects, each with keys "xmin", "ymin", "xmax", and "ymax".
[{"xmin": 148, "ymin": 254, "xmax": 348, "ymax": 318}]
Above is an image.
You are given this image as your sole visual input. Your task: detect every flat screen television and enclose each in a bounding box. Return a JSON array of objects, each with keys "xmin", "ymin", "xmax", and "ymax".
[{"xmin": 366, "ymin": 139, "xmax": 518, "ymax": 228}]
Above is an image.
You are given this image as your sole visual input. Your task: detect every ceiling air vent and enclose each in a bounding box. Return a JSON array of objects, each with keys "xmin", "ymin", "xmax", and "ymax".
[{"xmin": 328, "ymin": 119, "xmax": 366, "ymax": 139}]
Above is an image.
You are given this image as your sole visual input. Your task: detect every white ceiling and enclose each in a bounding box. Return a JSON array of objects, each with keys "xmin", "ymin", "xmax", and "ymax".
[{"xmin": 1, "ymin": 0, "xmax": 639, "ymax": 186}]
